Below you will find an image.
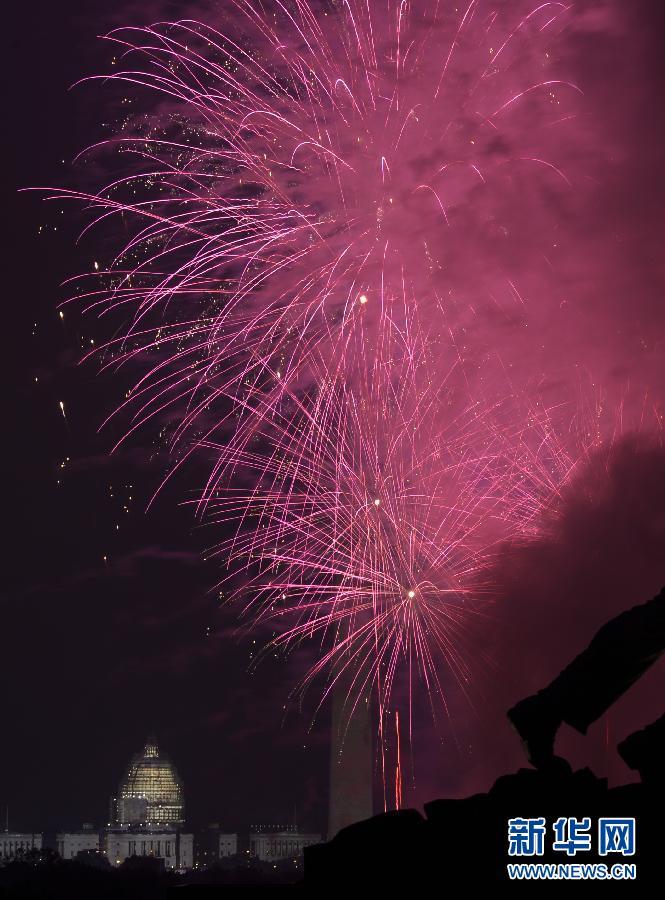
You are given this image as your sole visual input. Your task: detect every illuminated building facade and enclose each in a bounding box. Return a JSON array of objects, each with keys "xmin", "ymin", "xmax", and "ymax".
[
  {"xmin": 104, "ymin": 830, "xmax": 193, "ymax": 870},
  {"xmin": 107, "ymin": 738, "xmax": 193, "ymax": 869},
  {"xmin": 219, "ymin": 833, "xmax": 238, "ymax": 858},
  {"xmin": 116, "ymin": 738, "xmax": 184, "ymax": 827},
  {"xmin": 0, "ymin": 833, "xmax": 42, "ymax": 862},
  {"xmin": 56, "ymin": 827, "xmax": 99, "ymax": 860},
  {"xmin": 194, "ymin": 825, "xmax": 238, "ymax": 868},
  {"xmin": 194, "ymin": 826, "xmax": 320, "ymax": 868},
  {"xmin": 249, "ymin": 826, "xmax": 321, "ymax": 862}
]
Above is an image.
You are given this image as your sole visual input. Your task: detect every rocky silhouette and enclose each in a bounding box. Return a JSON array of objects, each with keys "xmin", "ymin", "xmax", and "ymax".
[
  {"xmin": 305, "ymin": 586, "xmax": 665, "ymax": 887},
  {"xmin": 508, "ymin": 586, "xmax": 665, "ymax": 777}
]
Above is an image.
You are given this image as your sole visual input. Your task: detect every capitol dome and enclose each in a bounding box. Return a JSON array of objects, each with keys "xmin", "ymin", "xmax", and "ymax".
[{"xmin": 116, "ymin": 738, "xmax": 184, "ymax": 827}]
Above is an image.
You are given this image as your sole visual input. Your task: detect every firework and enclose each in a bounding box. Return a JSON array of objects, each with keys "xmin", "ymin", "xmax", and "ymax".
[{"xmin": 43, "ymin": 1, "xmax": 596, "ymax": 733}]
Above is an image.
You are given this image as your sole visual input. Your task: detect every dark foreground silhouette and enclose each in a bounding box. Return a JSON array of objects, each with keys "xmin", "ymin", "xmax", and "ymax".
[
  {"xmin": 306, "ymin": 585, "xmax": 665, "ymax": 888},
  {"xmin": 305, "ymin": 766, "xmax": 662, "ymax": 887},
  {"xmin": 508, "ymin": 586, "xmax": 665, "ymax": 775},
  {"xmin": 0, "ymin": 852, "xmax": 301, "ymax": 896}
]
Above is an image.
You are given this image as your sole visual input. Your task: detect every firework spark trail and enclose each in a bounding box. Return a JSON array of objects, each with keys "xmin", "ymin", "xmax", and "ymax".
[
  {"xmin": 197, "ymin": 298, "xmax": 585, "ymax": 738},
  {"xmin": 49, "ymin": 0, "xmax": 583, "ymax": 445},
  {"xmin": 42, "ymin": 1, "xmax": 609, "ymax": 742}
]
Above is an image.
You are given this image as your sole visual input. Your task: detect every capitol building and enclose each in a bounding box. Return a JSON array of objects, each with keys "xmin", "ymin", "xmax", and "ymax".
[
  {"xmin": 115, "ymin": 738, "xmax": 184, "ymax": 828},
  {"xmin": 2, "ymin": 737, "xmax": 320, "ymax": 872},
  {"xmin": 107, "ymin": 738, "xmax": 192, "ymax": 869}
]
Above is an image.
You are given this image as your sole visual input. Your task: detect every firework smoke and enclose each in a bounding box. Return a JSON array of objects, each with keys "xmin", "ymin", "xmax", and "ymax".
[{"xmin": 39, "ymin": 0, "xmax": 660, "ymax": 763}]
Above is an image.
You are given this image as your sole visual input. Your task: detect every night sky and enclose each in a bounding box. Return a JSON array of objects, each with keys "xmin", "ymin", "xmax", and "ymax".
[
  {"xmin": 6, "ymin": 0, "xmax": 328, "ymax": 834},
  {"xmin": 5, "ymin": 0, "xmax": 665, "ymax": 835}
]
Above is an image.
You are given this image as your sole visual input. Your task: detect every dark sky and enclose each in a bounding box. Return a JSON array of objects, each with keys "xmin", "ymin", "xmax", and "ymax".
[
  {"xmin": 5, "ymin": 0, "xmax": 665, "ymax": 834},
  {"xmin": 5, "ymin": 0, "xmax": 328, "ymax": 834}
]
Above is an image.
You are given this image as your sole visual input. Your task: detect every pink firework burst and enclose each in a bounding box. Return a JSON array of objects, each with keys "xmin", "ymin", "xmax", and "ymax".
[
  {"xmin": 202, "ymin": 293, "xmax": 583, "ymax": 722},
  {"xmin": 41, "ymin": 1, "xmax": 601, "ymax": 728}
]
